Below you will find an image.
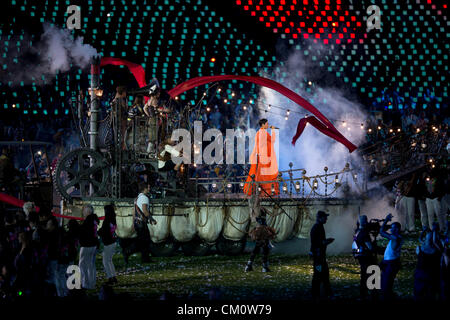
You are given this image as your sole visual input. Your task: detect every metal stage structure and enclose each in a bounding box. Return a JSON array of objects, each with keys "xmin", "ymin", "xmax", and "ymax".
[{"xmin": 54, "ymin": 59, "xmax": 366, "ymax": 256}]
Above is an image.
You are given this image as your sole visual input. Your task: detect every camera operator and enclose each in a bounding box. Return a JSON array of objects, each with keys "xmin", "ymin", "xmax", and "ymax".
[
  {"xmin": 353, "ymin": 215, "xmax": 378, "ymax": 299},
  {"xmin": 379, "ymin": 213, "xmax": 403, "ymax": 300}
]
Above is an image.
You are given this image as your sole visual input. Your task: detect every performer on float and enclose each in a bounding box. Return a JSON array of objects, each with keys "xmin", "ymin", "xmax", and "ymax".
[{"xmin": 244, "ymin": 118, "xmax": 279, "ymax": 196}]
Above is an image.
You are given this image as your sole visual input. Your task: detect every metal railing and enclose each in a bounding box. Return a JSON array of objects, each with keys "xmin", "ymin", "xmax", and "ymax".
[{"xmin": 189, "ymin": 163, "xmax": 365, "ymax": 199}]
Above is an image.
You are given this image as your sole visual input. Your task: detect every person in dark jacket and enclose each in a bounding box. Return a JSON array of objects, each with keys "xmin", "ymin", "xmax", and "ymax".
[
  {"xmin": 13, "ymin": 231, "xmax": 33, "ymax": 297},
  {"xmin": 425, "ymin": 170, "xmax": 447, "ymax": 233},
  {"xmin": 99, "ymin": 205, "xmax": 118, "ymax": 284},
  {"xmin": 41, "ymin": 216, "xmax": 61, "ymax": 296},
  {"xmin": 78, "ymin": 204, "xmax": 99, "ymax": 290},
  {"xmin": 310, "ymin": 210, "xmax": 334, "ymax": 300},
  {"xmin": 440, "ymin": 223, "xmax": 450, "ymax": 301},
  {"xmin": 414, "ymin": 225, "xmax": 441, "ymax": 300}
]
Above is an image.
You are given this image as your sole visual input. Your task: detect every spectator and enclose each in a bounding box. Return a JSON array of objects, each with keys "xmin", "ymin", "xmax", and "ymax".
[
  {"xmin": 439, "ymin": 222, "xmax": 450, "ymax": 301},
  {"xmin": 79, "ymin": 204, "xmax": 99, "ymax": 290},
  {"xmin": 57, "ymin": 220, "xmax": 79, "ymax": 298},
  {"xmin": 416, "ymin": 111, "xmax": 429, "ymax": 128},
  {"xmin": 397, "ymin": 174, "xmax": 417, "ymax": 234},
  {"xmin": 425, "ymin": 170, "xmax": 447, "ymax": 233},
  {"xmin": 414, "ymin": 227, "xmax": 441, "ymax": 300},
  {"xmin": 41, "ymin": 216, "xmax": 62, "ymax": 296},
  {"xmin": 416, "ymin": 172, "xmax": 431, "ymax": 230},
  {"xmin": 99, "ymin": 205, "xmax": 118, "ymax": 285},
  {"xmin": 13, "ymin": 231, "xmax": 33, "ymax": 297}
]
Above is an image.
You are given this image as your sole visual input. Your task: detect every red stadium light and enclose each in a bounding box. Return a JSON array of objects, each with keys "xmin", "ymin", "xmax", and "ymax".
[{"xmin": 236, "ymin": 0, "xmax": 365, "ymax": 45}]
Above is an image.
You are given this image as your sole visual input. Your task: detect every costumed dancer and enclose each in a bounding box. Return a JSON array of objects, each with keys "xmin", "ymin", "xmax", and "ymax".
[{"xmin": 244, "ymin": 209, "xmax": 277, "ymax": 273}]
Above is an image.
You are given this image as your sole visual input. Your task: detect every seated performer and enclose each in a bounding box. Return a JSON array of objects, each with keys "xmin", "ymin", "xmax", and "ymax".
[
  {"xmin": 158, "ymin": 139, "xmax": 181, "ymax": 172},
  {"xmin": 243, "ymin": 118, "xmax": 279, "ymax": 196}
]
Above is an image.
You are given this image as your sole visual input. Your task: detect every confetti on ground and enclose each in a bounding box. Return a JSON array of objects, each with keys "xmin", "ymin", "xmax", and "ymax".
[{"xmin": 89, "ymin": 237, "xmax": 420, "ymax": 300}]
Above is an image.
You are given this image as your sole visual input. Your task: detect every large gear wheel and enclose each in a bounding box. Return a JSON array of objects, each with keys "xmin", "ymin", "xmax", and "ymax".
[{"xmin": 53, "ymin": 148, "xmax": 110, "ymax": 201}]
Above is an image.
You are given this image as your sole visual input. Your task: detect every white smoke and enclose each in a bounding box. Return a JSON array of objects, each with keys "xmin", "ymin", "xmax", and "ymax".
[
  {"xmin": 42, "ymin": 23, "xmax": 97, "ymax": 74},
  {"xmin": 258, "ymin": 46, "xmax": 400, "ymax": 255},
  {"xmin": 257, "ymin": 49, "xmax": 367, "ymax": 176},
  {"xmin": 0, "ymin": 23, "xmax": 97, "ymax": 85}
]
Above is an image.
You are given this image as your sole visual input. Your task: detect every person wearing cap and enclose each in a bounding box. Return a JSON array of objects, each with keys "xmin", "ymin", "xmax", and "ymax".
[
  {"xmin": 310, "ymin": 210, "xmax": 334, "ymax": 300},
  {"xmin": 244, "ymin": 211, "xmax": 276, "ymax": 273}
]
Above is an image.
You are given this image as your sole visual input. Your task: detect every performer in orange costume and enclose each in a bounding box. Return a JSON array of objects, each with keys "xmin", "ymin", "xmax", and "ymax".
[{"xmin": 244, "ymin": 119, "xmax": 279, "ymax": 196}]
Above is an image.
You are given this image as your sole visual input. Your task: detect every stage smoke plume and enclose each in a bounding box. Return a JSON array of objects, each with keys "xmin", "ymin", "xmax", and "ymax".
[
  {"xmin": 0, "ymin": 23, "xmax": 97, "ymax": 84},
  {"xmin": 259, "ymin": 47, "xmax": 398, "ymax": 255},
  {"xmin": 256, "ymin": 49, "xmax": 367, "ymax": 176}
]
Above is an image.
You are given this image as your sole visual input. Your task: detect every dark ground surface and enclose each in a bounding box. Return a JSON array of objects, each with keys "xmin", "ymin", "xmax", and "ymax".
[{"xmin": 86, "ymin": 237, "xmax": 421, "ymax": 301}]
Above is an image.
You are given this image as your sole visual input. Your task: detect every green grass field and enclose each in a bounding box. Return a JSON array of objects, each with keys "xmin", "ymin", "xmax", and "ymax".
[{"xmin": 88, "ymin": 237, "xmax": 419, "ymax": 301}]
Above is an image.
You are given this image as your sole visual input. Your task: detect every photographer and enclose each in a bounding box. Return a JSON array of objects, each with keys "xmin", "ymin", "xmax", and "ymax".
[
  {"xmin": 379, "ymin": 213, "xmax": 403, "ymax": 300},
  {"xmin": 353, "ymin": 215, "xmax": 378, "ymax": 299},
  {"xmin": 310, "ymin": 211, "xmax": 334, "ymax": 301}
]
